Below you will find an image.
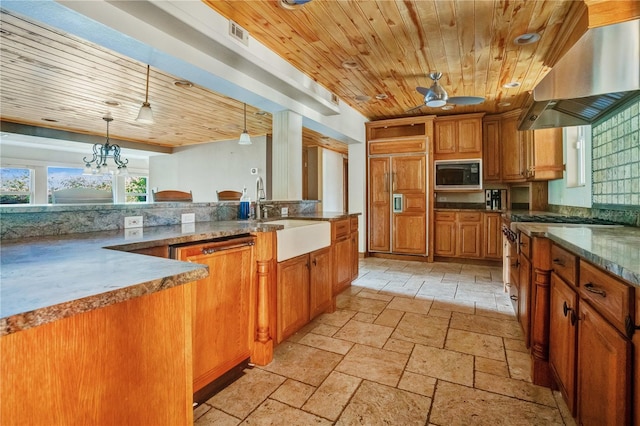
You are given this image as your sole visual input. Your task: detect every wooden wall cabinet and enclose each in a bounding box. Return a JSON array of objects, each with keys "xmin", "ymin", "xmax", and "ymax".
[
  {"xmin": 434, "ymin": 113, "xmax": 483, "ymax": 159},
  {"xmin": 499, "ymin": 110, "xmax": 563, "ymax": 182},
  {"xmin": 482, "ymin": 115, "xmax": 502, "ymax": 182},
  {"xmin": 277, "ymin": 246, "xmax": 333, "ymax": 343}
]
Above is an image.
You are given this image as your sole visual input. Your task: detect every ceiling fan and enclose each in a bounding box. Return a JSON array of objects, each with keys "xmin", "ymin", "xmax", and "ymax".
[{"xmin": 412, "ymin": 72, "xmax": 485, "ymax": 110}]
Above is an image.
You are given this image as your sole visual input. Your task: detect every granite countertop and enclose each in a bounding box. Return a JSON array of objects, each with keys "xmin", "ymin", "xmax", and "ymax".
[
  {"xmin": 0, "ymin": 213, "xmax": 359, "ymax": 336},
  {"xmin": 515, "ymin": 223, "xmax": 640, "ymax": 286}
]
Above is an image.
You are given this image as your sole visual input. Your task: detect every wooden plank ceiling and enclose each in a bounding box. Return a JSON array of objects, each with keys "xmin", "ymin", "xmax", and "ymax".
[
  {"xmin": 204, "ymin": 0, "xmax": 579, "ymax": 120},
  {"xmin": 0, "ymin": 10, "xmax": 348, "ymax": 154},
  {"xmin": 1, "ymin": 1, "xmax": 594, "ymax": 154}
]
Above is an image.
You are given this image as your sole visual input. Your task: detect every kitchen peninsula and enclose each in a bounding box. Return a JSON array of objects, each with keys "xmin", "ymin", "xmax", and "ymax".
[{"xmin": 0, "ymin": 211, "xmax": 359, "ymax": 425}]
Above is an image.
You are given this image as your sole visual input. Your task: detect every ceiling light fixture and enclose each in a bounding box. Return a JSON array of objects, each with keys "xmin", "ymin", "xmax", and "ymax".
[
  {"xmin": 375, "ymin": 93, "xmax": 388, "ymax": 100},
  {"xmin": 441, "ymin": 105, "xmax": 455, "ymax": 110},
  {"xmin": 279, "ymin": 0, "xmax": 312, "ymax": 10},
  {"xmin": 238, "ymin": 103, "xmax": 252, "ymax": 145},
  {"xmin": 424, "ymin": 72, "xmax": 448, "ymax": 107},
  {"xmin": 341, "ymin": 60, "xmax": 359, "ymax": 70},
  {"xmin": 174, "ymin": 80, "xmax": 193, "ymax": 88},
  {"xmin": 136, "ymin": 65, "xmax": 154, "ymax": 124},
  {"xmin": 514, "ymin": 33, "xmax": 541, "ymax": 45},
  {"xmin": 83, "ymin": 114, "xmax": 129, "ymax": 176},
  {"xmin": 503, "ymin": 81, "xmax": 521, "ymax": 89}
]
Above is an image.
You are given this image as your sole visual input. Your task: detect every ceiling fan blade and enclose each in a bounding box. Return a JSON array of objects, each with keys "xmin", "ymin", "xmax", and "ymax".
[
  {"xmin": 416, "ymin": 86, "xmax": 430, "ymax": 96},
  {"xmin": 448, "ymin": 96, "xmax": 485, "ymax": 105},
  {"xmin": 405, "ymin": 104, "xmax": 425, "ymax": 113}
]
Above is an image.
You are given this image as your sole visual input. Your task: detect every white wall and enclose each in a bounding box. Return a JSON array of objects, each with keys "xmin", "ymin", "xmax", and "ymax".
[
  {"xmin": 321, "ymin": 148, "xmax": 344, "ymax": 212},
  {"xmin": 149, "ymin": 136, "xmax": 268, "ymax": 202},
  {"xmin": 548, "ymin": 126, "xmax": 593, "ymax": 207}
]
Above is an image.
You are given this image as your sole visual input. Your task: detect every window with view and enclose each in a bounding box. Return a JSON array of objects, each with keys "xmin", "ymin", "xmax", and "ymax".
[
  {"xmin": 47, "ymin": 167, "xmax": 112, "ymax": 203},
  {"xmin": 0, "ymin": 167, "xmax": 33, "ymax": 204},
  {"xmin": 125, "ymin": 176, "xmax": 148, "ymax": 203}
]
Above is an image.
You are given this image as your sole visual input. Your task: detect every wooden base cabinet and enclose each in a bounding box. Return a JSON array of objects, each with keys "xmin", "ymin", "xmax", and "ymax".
[
  {"xmin": 482, "ymin": 212, "xmax": 502, "ymax": 259},
  {"xmin": 577, "ymin": 301, "xmax": 631, "ymax": 426},
  {"xmin": 434, "ymin": 211, "xmax": 483, "ymax": 259},
  {"xmin": 174, "ymin": 237, "xmax": 255, "ymax": 394},
  {"xmin": 549, "ymin": 272, "xmax": 579, "ymax": 415},
  {"xmin": 277, "ymin": 247, "xmax": 333, "ymax": 343}
]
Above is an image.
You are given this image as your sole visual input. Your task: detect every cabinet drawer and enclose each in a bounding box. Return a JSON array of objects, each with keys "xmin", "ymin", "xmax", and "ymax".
[
  {"xmin": 551, "ymin": 244, "xmax": 578, "ymax": 287},
  {"xmin": 519, "ymin": 233, "xmax": 531, "ymax": 259},
  {"xmin": 332, "ymin": 219, "xmax": 350, "ymax": 240},
  {"xmin": 435, "ymin": 211, "xmax": 456, "ymax": 221},
  {"xmin": 579, "ymin": 260, "xmax": 634, "ymax": 335},
  {"xmin": 368, "ymin": 138, "xmax": 426, "ymax": 155},
  {"xmin": 350, "ymin": 216, "xmax": 358, "ymax": 232},
  {"xmin": 458, "ymin": 212, "xmax": 481, "ymax": 222}
]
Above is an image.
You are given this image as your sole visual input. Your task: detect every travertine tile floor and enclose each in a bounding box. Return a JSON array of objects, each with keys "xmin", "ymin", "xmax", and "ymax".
[{"xmin": 194, "ymin": 257, "xmax": 576, "ymax": 425}]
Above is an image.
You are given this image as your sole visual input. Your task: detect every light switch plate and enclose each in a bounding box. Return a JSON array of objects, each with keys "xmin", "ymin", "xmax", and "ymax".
[
  {"xmin": 281, "ymin": 207, "xmax": 289, "ymax": 216},
  {"xmin": 124, "ymin": 216, "xmax": 143, "ymax": 228}
]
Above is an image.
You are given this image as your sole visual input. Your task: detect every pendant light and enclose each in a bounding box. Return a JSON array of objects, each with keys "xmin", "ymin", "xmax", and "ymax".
[
  {"xmin": 83, "ymin": 114, "xmax": 129, "ymax": 176},
  {"xmin": 136, "ymin": 65, "xmax": 154, "ymax": 124},
  {"xmin": 238, "ymin": 103, "xmax": 252, "ymax": 145}
]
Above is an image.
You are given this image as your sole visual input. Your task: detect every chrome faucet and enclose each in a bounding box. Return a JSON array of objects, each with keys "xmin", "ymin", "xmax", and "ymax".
[{"xmin": 255, "ymin": 176, "xmax": 266, "ymax": 220}]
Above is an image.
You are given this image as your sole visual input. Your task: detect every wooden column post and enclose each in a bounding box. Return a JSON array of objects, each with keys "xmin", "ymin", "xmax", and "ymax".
[{"xmin": 250, "ymin": 231, "xmax": 275, "ymax": 365}]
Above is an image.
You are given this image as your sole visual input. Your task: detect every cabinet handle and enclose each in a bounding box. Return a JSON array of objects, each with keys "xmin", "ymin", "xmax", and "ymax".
[
  {"xmin": 625, "ymin": 315, "xmax": 639, "ymax": 339},
  {"xmin": 312, "ymin": 258, "xmax": 317, "ymax": 266},
  {"xmin": 584, "ymin": 283, "xmax": 606, "ymax": 297},
  {"xmin": 563, "ymin": 301, "xmax": 577, "ymax": 326},
  {"xmin": 511, "ymin": 260, "xmax": 520, "ymax": 268},
  {"xmin": 510, "ymin": 295, "xmax": 518, "ymax": 301},
  {"xmin": 552, "ymin": 258, "xmax": 565, "ymax": 266}
]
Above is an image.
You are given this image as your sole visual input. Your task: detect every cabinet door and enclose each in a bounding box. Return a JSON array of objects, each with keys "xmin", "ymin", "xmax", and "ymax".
[
  {"xmin": 457, "ymin": 117, "xmax": 482, "ymax": 155},
  {"xmin": 309, "ymin": 247, "xmax": 333, "ymax": 320},
  {"xmin": 277, "ymin": 254, "xmax": 310, "ymax": 343},
  {"xmin": 549, "ymin": 273, "xmax": 578, "ymax": 415},
  {"xmin": 482, "ymin": 213, "xmax": 502, "ymax": 259},
  {"xmin": 457, "ymin": 221, "xmax": 481, "ymax": 257},
  {"xmin": 518, "ymin": 254, "xmax": 532, "ymax": 348},
  {"xmin": 483, "ymin": 118, "xmax": 501, "ymax": 181},
  {"xmin": 369, "ymin": 157, "xmax": 390, "ymax": 252},
  {"xmin": 391, "ymin": 155, "xmax": 426, "ymax": 193},
  {"xmin": 434, "ymin": 219, "xmax": 456, "ymax": 256},
  {"xmin": 501, "ymin": 114, "xmax": 526, "ymax": 182},
  {"xmin": 577, "ymin": 301, "xmax": 631, "ymax": 426},
  {"xmin": 528, "ymin": 128, "xmax": 563, "ymax": 181},
  {"xmin": 393, "ymin": 214, "xmax": 426, "ymax": 254},
  {"xmin": 181, "ymin": 243, "xmax": 254, "ymax": 392},
  {"xmin": 350, "ymin": 231, "xmax": 359, "ymax": 281},
  {"xmin": 434, "ymin": 120, "xmax": 457, "ymax": 155},
  {"xmin": 333, "ymin": 236, "xmax": 352, "ymax": 295}
]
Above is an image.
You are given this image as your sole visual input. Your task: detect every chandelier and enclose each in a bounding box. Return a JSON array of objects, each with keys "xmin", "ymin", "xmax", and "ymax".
[{"xmin": 83, "ymin": 114, "xmax": 129, "ymax": 176}]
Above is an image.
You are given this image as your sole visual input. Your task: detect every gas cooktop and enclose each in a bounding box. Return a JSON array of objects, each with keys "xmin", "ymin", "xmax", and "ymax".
[{"xmin": 509, "ymin": 214, "xmax": 619, "ymax": 225}]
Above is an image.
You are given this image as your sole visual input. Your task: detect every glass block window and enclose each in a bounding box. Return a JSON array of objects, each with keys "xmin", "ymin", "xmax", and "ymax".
[{"xmin": 591, "ymin": 96, "xmax": 640, "ymax": 208}]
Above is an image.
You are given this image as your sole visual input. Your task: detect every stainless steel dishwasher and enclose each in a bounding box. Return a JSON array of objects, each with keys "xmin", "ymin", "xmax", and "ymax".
[{"xmin": 170, "ymin": 234, "xmax": 256, "ymax": 404}]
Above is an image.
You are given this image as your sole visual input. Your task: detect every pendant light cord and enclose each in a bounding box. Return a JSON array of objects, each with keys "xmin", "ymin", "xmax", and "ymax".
[{"xmin": 144, "ymin": 65, "xmax": 150, "ymax": 103}]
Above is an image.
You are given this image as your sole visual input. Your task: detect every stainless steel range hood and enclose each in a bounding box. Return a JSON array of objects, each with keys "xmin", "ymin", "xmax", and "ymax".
[{"xmin": 519, "ymin": 19, "xmax": 640, "ymax": 130}]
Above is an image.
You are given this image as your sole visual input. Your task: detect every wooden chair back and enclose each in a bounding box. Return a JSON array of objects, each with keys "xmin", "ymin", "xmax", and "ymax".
[
  {"xmin": 152, "ymin": 190, "xmax": 193, "ymax": 202},
  {"xmin": 216, "ymin": 190, "xmax": 242, "ymax": 201}
]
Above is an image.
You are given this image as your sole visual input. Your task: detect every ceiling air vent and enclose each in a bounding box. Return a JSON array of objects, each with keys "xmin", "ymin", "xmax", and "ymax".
[{"xmin": 229, "ymin": 21, "xmax": 249, "ymax": 46}]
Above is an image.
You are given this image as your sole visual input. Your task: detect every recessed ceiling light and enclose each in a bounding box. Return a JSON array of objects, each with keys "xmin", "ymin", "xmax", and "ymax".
[
  {"xmin": 174, "ymin": 80, "xmax": 193, "ymax": 88},
  {"xmin": 375, "ymin": 93, "xmax": 388, "ymax": 100},
  {"xmin": 355, "ymin": 95, "xmax": 371, "ymax": 102},
  {"xmin": 41, "ymin": 118, "xmax": 58, "ymax": 122},
  {"xmin": 441, "ymin": 105, "xmax": 455, "ymax": 110},
  {"xmin": 503, "ymin": 81, "xmax": 521, "ymax": 89},
  {"xmin": 341, "ymin": 60, "xmax": 359, "ymax": 70},
  {"xmin": 498, "ymin": 101, "xmax": 512, "ymax": 107},
  {"xmin": 514, "ymin": 33, "xmax": 541, "ymax": 45},
  {"xmin": 254, "ymin": 110, "xmax": 268, "ymax": 116},
  {"xmin": 104, "ymin": 100, "xmax": 121, "ymax": 106},
  {"xmin": 320, "ymin": 136, "xmax": 330, "ymax": 140}
]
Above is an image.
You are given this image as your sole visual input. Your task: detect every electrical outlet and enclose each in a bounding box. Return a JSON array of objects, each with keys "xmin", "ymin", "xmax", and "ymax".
[
  {"xmin": 181, "ymin": 213, "xmax": 195, "ymax": 224},
  {"xmin": 281, "ymin": 207, "xmax": 289, "ymax": 216},
  {"xmin": 124, "ymin": 216, "xmax": 143, "ymax": 229},
  {"xmin": 181, "ymin": 223, "xmax": 195, "ymax": 234}
]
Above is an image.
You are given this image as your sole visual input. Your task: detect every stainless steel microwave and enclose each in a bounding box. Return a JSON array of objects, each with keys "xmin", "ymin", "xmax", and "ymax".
[{"xmin": 434, "ymin": 159, "xmax": 482, "ymax": 190}]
